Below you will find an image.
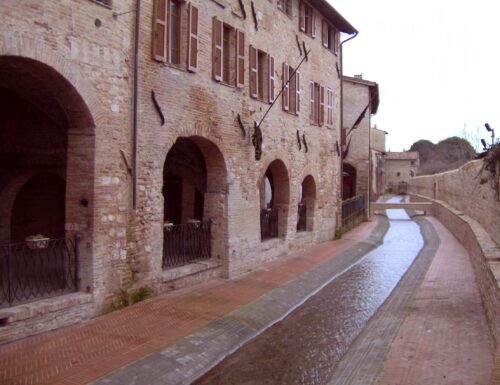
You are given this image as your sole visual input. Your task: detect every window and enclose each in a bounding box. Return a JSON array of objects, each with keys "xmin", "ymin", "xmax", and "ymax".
[
  {"xmin": 152, "ymin": 0, "xmax": 199, "ymax": 72},
  {"xmin": 282, "ymin": 63, "xmax": 301, "ymax": 115},
  {"xmin": 397, "ymin": 172, "xmax": 401, "ymax": 177},
  {"xmin": 213, "ymin": 18, "xmax": 245, "ymax": 87},
  {"xmin": 309, "ymin": 81, "xmax": 324, "ymax": 125},
  {"xmin": 277, "ymin": 0, "xmax": 292, "ymax": 16},
  {"xmin": 321, "ymin": 20, "xmax": 339, "ymax": 55},
  {"xmin": 299, "ymin": 1, "xmax": 316, "ymax": 38},
  {"xmin": 326, "ymin": 88, "xmax": 333, "ymax": 126},
  {"xmin": 250, "ymin": 46, "xmax": 275, "ymax": 103}
]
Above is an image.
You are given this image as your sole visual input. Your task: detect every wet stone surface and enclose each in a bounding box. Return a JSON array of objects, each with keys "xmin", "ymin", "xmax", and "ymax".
[{"xmin": 195, "ymin": 207, "xmax": 424, "ymax": 385}]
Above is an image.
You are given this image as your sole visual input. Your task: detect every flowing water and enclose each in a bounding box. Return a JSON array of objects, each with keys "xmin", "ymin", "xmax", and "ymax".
[{"xmin": 195, "ymin": 200, "xmax": 424, "ymax": 385}]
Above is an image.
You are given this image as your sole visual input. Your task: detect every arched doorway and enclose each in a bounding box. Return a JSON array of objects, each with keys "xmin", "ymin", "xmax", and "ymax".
[
  {"xmin": 0, "ymin": 56, "xmax": 95, "ymax": 307},
  {"xmin": 297, "ymin": 175, "xmax": 316, "ymax": 232},
  {"xmin": 260, "ymin": 160, "xmax": 290, "ymax": 240},
  {"xmin": 343, "ymin": 163, "xmax": 357, "ymax": 199},
  {"xmin": 162, "ymin": 137, "xmax": 227, "ymax": 268}
]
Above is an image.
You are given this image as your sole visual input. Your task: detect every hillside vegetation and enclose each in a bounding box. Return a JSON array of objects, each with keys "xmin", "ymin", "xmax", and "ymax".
[{"xmin": 410, "ymin": 136, "xmax": 476, "ymax": 175}]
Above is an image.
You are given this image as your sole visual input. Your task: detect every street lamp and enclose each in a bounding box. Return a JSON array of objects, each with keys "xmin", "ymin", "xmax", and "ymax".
[{"xmin": 485, "ymin": 123, "xmax": 495, "ymax": 146}]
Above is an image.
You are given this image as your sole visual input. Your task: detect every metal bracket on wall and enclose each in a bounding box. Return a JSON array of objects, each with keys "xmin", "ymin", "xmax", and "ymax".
[{"xmin": 151, "ymin": 90, "xmax": 165, "ymax": 126}]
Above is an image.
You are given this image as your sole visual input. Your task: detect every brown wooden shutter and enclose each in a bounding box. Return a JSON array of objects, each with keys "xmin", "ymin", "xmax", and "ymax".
[
  {"xmin": 322, "ymin": 20, "xmax": 328, "ymax": 48},
  {"xmin": 152, "ymin": 0, "xmax": 167, "ymax": 62},
  {"xmin": 268, "ymin": 55, "xmax": 275, "ymax": 103},
  {"xmin": 334, "ymin": 30, "xmax": 340, "ymax": 55},
  {"xmin": 295, "ymin": 71, "xmax": 301, "ymax": 114},
  {"xmin": 299, "ymin": 2, "xmax": 305, "ymax": 32},
  {"xmin": 319, "ymin": 85, "xmax": 325, "ymax": 126},
  {"xmin": 236, "ymin": 30, "xmax": 245, "ymax": 88},
  {"xmin": 249, "ymin": 45, "xmax": 258, "ymax": 98},
  {"xmin": 311, "ymin": 9, "xmax": 316, "ymax": 38},
  {"xmin": 309, "ymin": 81, "xmax": 314, "ymax": 122},
  {"xmin": 212, "ymin": 17, "xmax": 223, "ymax": 81},
  {"xmin": 282, "ymin": 63, "xmax": 289, "ymax": 111},
  {"xmin": 187, "ymin": 4, "xmax": 199, "ymax": 72},
  {"xmin": 327, "ymin": 88, "xmax": 333, "ymax": 125}
]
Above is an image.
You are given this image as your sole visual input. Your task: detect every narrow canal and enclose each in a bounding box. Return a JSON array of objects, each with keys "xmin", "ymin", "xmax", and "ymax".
[{"xmin": 194, "ymin": 204, "xmax": 424, "ymax": 385}]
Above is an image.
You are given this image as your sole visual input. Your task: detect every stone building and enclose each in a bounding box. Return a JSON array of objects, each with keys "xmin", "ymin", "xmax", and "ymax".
[
  {"xmin": 0, "ymin": 0, "xmax": 356, "ymax": 342},
  {"xmin": 385, "ymin": 151, "xmax": 420, "ymax": 194},
  {"xmin": 341, "ymin": 74, "xmax": 379, "ymax": 200}
]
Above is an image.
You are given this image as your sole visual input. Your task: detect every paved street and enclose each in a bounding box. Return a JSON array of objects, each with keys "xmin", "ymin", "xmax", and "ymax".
[{"xmin": 0, "ymin": 212, "xmax": 495, "ymax": 385}]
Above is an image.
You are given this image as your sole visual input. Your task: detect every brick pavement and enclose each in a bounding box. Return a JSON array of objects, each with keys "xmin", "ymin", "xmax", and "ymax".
[
  {"xmin": 374, "ymin": 216, "xmax": 494, "ymax": 385},
  {"xmin": 0, "ymin": 218, "xmax": 384, "ymax": 385}
]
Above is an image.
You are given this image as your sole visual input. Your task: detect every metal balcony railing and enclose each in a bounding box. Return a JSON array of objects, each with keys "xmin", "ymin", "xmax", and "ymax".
[
  {"xmin": 341, "ymin": 194, "xmax": 366, "ymax": 229},
  {"xmin": 261, "ymin": 208, "xmax": 279, "ymax": 241},
  {"xmin": 0, "ymin": 236, "xmax": 79, "ymax": 308},
  {"xmin": 162, "ymin": 220, "xmax": 212, "ymax": 268}
]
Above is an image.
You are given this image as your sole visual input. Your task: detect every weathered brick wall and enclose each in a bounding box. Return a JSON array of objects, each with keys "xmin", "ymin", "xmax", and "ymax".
[
  {"xmin": 0, "ymin": 0, "xmax": 135, "ymax": 331},
  {"xmin": 342, "ymin": 79, "xmax": 370, "ymax": 198},
  {"xmin": 134, "ymin": 0, "xmax": 344, "ymax": 283}
]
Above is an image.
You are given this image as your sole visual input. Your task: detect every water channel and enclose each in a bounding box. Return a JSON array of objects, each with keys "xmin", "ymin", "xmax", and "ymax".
[{"xmin": 194, "ymin": 203, "xmax": 424, "ymax": 385}]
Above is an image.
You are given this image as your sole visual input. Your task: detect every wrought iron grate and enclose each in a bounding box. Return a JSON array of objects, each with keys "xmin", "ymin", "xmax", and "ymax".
[{"xmin": 261, "ymin": 208, "xmax": 279, "ymax": 241}]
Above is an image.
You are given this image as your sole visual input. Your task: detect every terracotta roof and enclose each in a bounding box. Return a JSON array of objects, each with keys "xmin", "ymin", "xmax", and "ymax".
[
  {"xmin": 386, "ymin": 151, "xmax": 419, "ymax": 160},
  {"xmin": 308, "ymin": 0, "xmax": 357, "ymax": 34}
]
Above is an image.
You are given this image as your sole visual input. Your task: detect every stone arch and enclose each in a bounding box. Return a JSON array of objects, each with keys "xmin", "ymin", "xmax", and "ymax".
[
  {"xmin": 259, "ymin": 159, "xmax": 290, "ymax": 240},
  {"xmin": 0, "ymin": 54, "xmax": 96, "ymax": 297},
  {"xmin": 162, "ymin": 136, "xmax": 228, "ymax": 268},
  {"xmin": 297, "ymin": 175, "xmax": 316, "ymax": 232},
  {"xmin": 343, "ymin": 163, "xmax": 357, "ymax": 199}
]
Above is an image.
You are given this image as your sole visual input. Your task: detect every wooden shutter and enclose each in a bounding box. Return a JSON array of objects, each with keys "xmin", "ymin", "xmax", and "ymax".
[
  {"xmin": 311, "ymin": 9, "xmax": 316, "ymax": 38},
  {"xmin": 322, "ymin": 20, "xmax": 328, "ymax": 48},
  {"xmin": 299, "ymin": 2, "xmax": 305, "ymax": 32},
  {"xmin": 309, "ymin": 81, "xmax": 315, "ymax": 122},
  {"xmin": 236, "ymin": 30, "xmax": 245, "ymax": 88},
  {"xmin": 187, "ymin": 4, "xmax": 199, "ymax": 72},
  {"xmin": 295, "ymin": 71, "xmax": 301, "ymax": 114},
  {"xmin": 319, "ymin": 85, "xmax": 325, "ymax": 126},
  {"xmin": 268, "ymin": 55, "xmax": 275, "ymax": 103},
  {"xmin": 282, "ymin": 63, "xmax": 289, "ymax": 111},
  {"xmin": 212, "ymin": 17, "xmax": 223, "ymax": 81},
  {"xmin": 327, "ymin": 88, "xmax": 333, "ymax": 125},
  {"xmin": 249, "ymin": 45, "xmax": 258, "ymax": 98},
  {"xmin": 152, "ymin": 0, "xmax": 167, "ymax": 62}
]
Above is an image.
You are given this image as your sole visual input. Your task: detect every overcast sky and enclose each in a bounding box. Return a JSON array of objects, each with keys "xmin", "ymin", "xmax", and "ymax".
[{"xmin": 332, "ymin": 0, "xmax": 500, "ymax": 152}]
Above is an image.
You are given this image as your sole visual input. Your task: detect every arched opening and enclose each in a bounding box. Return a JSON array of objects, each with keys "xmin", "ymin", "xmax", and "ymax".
[
  {"xmin": 297, "ymin": 175, "xmax": 316, "ymax": 232},
  {"xmin": 11, "ymin": 174, "xmax": 66, "ymax": 243},
  {"xmin": 343, "ymin": 163, "xmax": 357, "ymax": 199},
  {"xmin": 259, "ymin": 160, "xmax": 290, "ymax": 241},
  {"xmin": 162, "ymin": 137, "xmax": 227, "ymax": 269},
  {"xmin": 0, "ymin": 56, "xmax": 95, "ymax": 307}
]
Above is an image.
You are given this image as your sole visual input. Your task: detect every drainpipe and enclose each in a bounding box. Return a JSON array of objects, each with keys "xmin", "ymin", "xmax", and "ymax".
[
  {"xmin": 339, "ymin": 32, "xmax": 358, "ymax": 225},
  {"xmin": 367, "ymin": 93, "xmax": 371, "ymax": 218},
  {"xmin": 132, "ymin": 0, "xmax": 141, "ymax": 210}
]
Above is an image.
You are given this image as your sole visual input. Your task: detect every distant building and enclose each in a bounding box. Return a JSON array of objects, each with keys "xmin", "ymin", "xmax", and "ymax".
[
  {"xmin": 341, "ymin": 74, "xmax": 379, "ymax": 200},
  {"xmin": 385, "ymin": 152, "xmax": 420, "ymax": 194},
  {"xmin": 370, "ymin": 125, "xmax": 387, "ymax": 200}
]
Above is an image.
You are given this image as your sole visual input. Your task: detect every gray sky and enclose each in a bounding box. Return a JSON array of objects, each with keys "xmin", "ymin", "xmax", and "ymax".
[{"xmin": 332, "ymin": 0, "xmax": 500, "ymax": 151}]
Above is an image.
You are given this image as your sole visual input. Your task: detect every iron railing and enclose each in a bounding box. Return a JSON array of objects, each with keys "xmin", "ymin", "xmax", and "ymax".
[
  {"xmin": 341, "ymin": 194, "xmax": 366, "ymax": 229},
  {"xmin": 162, "ymin": 220, "xmax": 212, "ymax": 269},
  {"xmin": 297, "ymin": 204, "xmax": 307, "ymax": 231},
  {"xmin": 261, "ymin": 208, "xmax": 279, "ymax": 240},
  {"xmin": 0, "ymin": 236, "xmax": 79, "ymax": 308}
]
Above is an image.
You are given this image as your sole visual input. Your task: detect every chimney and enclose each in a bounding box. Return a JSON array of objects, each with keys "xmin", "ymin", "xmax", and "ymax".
[{"xmin": 354, "ymin": 73, "xmax": 363, "ymax": 79}]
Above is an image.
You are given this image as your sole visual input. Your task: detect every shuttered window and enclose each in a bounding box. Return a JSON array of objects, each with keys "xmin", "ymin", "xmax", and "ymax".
[
  {"xmin": 321, "ymin": 19, "xmax": 339, "ymax": 56},
  {"xmin": 282, "ymin": 63, "xmax": 290, "ymax": 111},
  {"xmin": 152, "ymin": 0, "xmax": 197, "ymax": 69},
  {"xmin": 250, "ymin": 46, "xmax": 273, "ymax": 103},
  {"xmin": 213, "ymin": 18, "xmax": 244, "ymax": 87},
  {"xmin": 283, "ymin": 63, "xmax": 300, "ymax": 115},
  {"xmin": 309, "ymin": 81, "xmax": 324, "ymax": 125},
  {"xmin": 299, "ymin": 1, "xmax": 315, "ymax": 37}
]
